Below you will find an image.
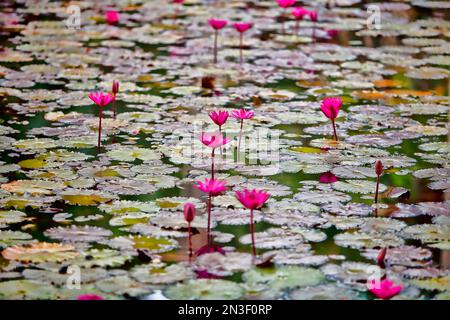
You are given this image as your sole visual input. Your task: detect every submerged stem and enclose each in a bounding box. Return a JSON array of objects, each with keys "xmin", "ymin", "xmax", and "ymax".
[
  {"xmin": 213, "ymin": 30, "xmax": 218, "ymax": 64},
  {"xmin": 331, "ymin": 119, "xmax": 338, "ymax": 141},
  {"xmin": 98, "ymin": 107, "xmax": 102, "ymax": 150},
  {"xmin": 207, "ymin": 192, "xmax": 212, "ymax": 247}
]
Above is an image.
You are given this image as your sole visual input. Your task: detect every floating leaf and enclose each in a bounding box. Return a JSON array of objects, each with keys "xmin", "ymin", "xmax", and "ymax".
[
  {"xmin": 0, "ymin": 210, "xmax": 27, "ymax": 225},
  {"xmin": 164, "ymin": 279, "xmax": 244, "ymax": 300},
  {"xmin": 0, "ymin": 280, "xmax": 58, "ymax": 300},
  {"xmin": 2, "ymin": 243, "xmax": 78, "ymax": 263},
  {"xmin": 240, "ymin": 228, "xmax": 304, "ymax": 249},
  {"xmin": 131, "ymin": 263, "xmax": 194, "ymax": 284},
  {"xmin": 333, "ymin": 180, "xmax": 387, "ymax": 195},
  {"xmin": 243, "ymin": 266, "xmax": 325, "ymax": 293},
  {"xmin": 402, "ymin": 224, "xmax": 450, "ymax": 243},
  {"xmin": 44, "ymin": 226, "xmax": 112, "ymax": 243},
  {"xmin": 289, "ymin": 284, "xmax": 362, "ymax": 300},
  {"xmin": 409, "ymin": 275, "xmax": 450, "ymax": 292},
  {"xmin": 334, "ymin": 231, "xmax": 404, "ymax": 249},
  {"xmin": 0, "ymin": 230, "xmax": 34, "ymax": 248},
  {"xmin": 107, "ymin": 235, "xmax": 178, "ymax": 253}
]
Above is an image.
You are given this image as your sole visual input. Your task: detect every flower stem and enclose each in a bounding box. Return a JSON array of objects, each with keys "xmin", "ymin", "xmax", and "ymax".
[
  {"xmin": 237, "ymin": 119, "xmax": 243, "ymax": 160},
  {"xmin": 113, "ymin": 94, "xmax": 116, "ymax": 119},
  {"xmin": 219, "ymin": 126, "xmax": 223, "ymax": 156},
  {"xmin": 250, "ymin": 209, "xmax": 256, "ymax": 257},
  {"xmin": 331, "ymin": 119, "xmax": 338, "ymax": 141},
  {"xmin": 188, "ymin": 222, "xmax": 192, "ymax": 257},
  {"xmin": 98, "ymin": 107, "xmax": 102, "ymax": 150},
  {"xmin": 312, "ymin": 21, "xmax": 316, "ymax": 42},
  {"xmin": 239, "ymin": 32, "xmax": 243, "ymax": 70},
  {"xmin": 207, "ymin": 192, "xmax": 212, "ymax": 247},
  {"xmin": 211, "ymin": 148, "xmax": 215, "ymax": 180},
  {"xmin": 295, "ymin": 19, "xmax": 300, "ymax": 36},
  {"xmin": 374, "ymin": 175, "xmax": 380, "ymax": 217},
  {"xmin": 375, "ymin": 175, "xmax": 380, "ymax": 204},
  {"xmin": 213, "ymin": 30, "xmax": 218, "ymax": 64}
]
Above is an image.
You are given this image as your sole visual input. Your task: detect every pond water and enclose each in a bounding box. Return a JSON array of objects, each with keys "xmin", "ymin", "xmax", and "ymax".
[{"xmin": 0, "ymin": 0, "xmax": 449, "ymax": 300}]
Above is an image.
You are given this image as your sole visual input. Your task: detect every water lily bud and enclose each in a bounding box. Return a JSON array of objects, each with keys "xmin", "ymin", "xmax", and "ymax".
[
  {"xmin": 184, "ymin": 203, "xmax": 195, "ymax": 223},
  {"xmin": 377, "ymin": 247, "xmax": 387, "ymax": 269},
  {"xmin": 375, "ymin": 160, "xmax": 384, "ymax": 176},
  {"xmin": 112, "ymin": 80, "xmax": 119, "ymax": 95}
]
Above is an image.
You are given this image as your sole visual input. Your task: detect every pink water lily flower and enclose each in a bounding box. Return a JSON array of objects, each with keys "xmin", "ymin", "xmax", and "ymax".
[
  {"xmin": 89, "ymin": 92, "xmax": 114, "ymax": 108},
  {"xmin": 277, "ymin": 0, "xmax": 296, "ymax": 8},
  {"xmin": 209, "ymin": 110, "xmax": 229, "ymax": 127},
  {"xmin": 88, "ymin": 92, "xmax": 114, "ymax": 149},
  {"xmin": 321, "ymin": 97, "xmax": 342, "ymax": 141},
  {"xmin": 232, "ymin": 108, "xmax": 254, "ymax": 120},
  {"xmin": 77, "ymin": 294, "xmax": 104, "ymax": 300},
  {"xmin": 232, "ymin": 109, "xmax": 254, "ymax": 156},
  {"xmin": 236, "ymin": 189, "xmax": 270, "ymax": 257},
  {"xmin": 195, "ymin": 178, "xmax": 227, "ymax": 196},
  {"xmin": 208, "ymin": 19, "xmax": 228, "ymax": 63},
  {"xmin": 308, "ymin": 10, "xmax": 318, "ymax": 40},
  {"xmin": 200, "ymin": 131, "xmax": 231, "ymax": 179},
  {"xmin": 369, "ymin": 279, "xmax": 403, "ymax": 300},
  {"xmin": 308, "ymin": 10, "xmax": 318, "ymax": 22},
  {"xmin": 105, "ymin": 11, "xmax": 119, "ymax": 25},
  {"xmin": 233, "ymin": 22, "xmax": 252, "ymax": 33},
  {"xmin": 208, "ymin": 18, "xmax": 227, "ymax": 30},
  {"xmin": 195, "ymin": 178, "xmax": 227, "ymax": 246},
  {"xmin": 233, "ymin": 23, "xmax": 253, "ymax": 70},
  {"xmin": 236, "ymin": 189, "xmax": 270, "ymax": 210},
  {"xmin": 319, "ymin": 171, "xmax": 338, "ymax": 183},
  {"xmin": 292, "ymin": 6, "xmax": 309, "ymax": 20},
  {"xmin": 321, "ymin": 97, "xmax": 342, "ymax": 120},
  {"xmin": 292, "ymin": 7, "xmax": 309, "ymax": 35},
  {"xmin": 200, "ymin": 131, "xmax": 231, "ymax": 149},
  {"xmin": 327, "ymin": 29, "xmax": 338, "ymax": 37}
]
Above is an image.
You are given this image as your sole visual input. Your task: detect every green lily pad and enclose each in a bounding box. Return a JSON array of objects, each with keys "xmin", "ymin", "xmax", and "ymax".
[
  {"xmin": 243, "ymin": 266, "xmax": 325, "ymax": 292},
  {"xmin": 164, "ymin": 279, "xmax": 244, "ymax": 300}
]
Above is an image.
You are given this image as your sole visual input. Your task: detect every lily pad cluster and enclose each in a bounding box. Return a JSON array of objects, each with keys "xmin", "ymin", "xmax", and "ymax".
[{"xmin": 0, "ymin": 0, "xmax": 448, "ymax": 300}]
